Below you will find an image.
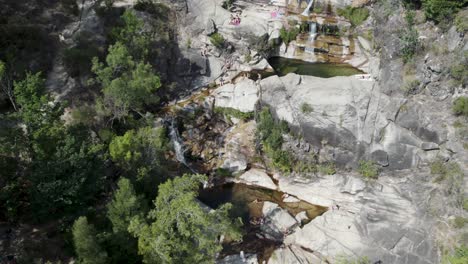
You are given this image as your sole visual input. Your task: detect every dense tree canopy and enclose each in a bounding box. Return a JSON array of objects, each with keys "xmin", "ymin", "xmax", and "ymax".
[
  {"xmin": 0, "ymin": 73, "xmax": 106, "ymax": 220},
  {"xmin": 73, "ymin": 216, "xmax": 109, "ymax": 264},
  {"xmin": 129, "ymin": 174, "xmax": 242, "ymax": 264},
  {"xmin": 92, "ymin": 42, "xmax": 161, "ymax": 121}
]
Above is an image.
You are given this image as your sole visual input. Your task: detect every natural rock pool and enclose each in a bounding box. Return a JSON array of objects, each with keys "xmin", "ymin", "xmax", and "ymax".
[
  {"xmin": 199, "ymin": 183, "xmax": 327, "ymax": 261},
  {"xmin": 268, "ymin": 57, "xmax": 364, "ymax": 78}
]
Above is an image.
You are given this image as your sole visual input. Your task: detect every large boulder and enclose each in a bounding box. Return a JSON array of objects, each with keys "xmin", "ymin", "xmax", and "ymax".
[
  {"xmin": 237, "ymin": 169, "xmax": 277, "ymax": 190},
  {"xmin": 214, "ymin": 78, "xmax": 258, "ymax": 113},
  {"xmin": 261, "ymin": 202, "xmax": 299, "ymax": 241},
  {"xmin": 220, "ymin": 121, "xmax": 256, "ymax": 173}
]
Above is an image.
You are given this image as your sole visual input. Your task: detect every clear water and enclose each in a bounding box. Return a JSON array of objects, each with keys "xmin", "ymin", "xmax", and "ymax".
[{"xmin": 268, "ymin": 57, "xmax": 364, "ymax": 78}]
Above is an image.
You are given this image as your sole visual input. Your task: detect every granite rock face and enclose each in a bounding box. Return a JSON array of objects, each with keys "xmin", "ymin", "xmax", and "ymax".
[
  {"xmin": 260, "ymin": 73, "xmax": 451, "ymax": 170},
  {"xmin": 261, "ymin": 202, "xmax": 299, "ymax": 241},
  {"xmin": 277, "ymin": 173, "xmax": 439, "ymax": 264},
  {"xmin": 214, "ymin": 78, "xmax": 258, "ymax": 113}
]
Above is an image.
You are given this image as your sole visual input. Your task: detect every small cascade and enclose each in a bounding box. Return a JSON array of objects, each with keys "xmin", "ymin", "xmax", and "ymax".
[
  {"xmin": 168, "ymin": 118, "xmax": 197, "ymax": 174},
  {"xmin": 306, "ymin": 22, "xmax": 317, "ymax": 54},
  {"xmin": 301, "ymin": 0, "xmax": 314, "ymax": 17}
]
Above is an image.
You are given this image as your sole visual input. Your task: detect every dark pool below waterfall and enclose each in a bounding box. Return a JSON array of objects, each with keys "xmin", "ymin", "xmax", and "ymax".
[
  {"xmin": 268, "ymin": 57, "xmax": 364, "ymax": 78},
  {"xmin": 198, "ymin": 182, "xmax": 327, "ymax": 261}
]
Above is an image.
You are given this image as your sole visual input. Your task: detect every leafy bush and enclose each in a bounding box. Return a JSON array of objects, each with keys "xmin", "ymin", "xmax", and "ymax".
[
  {"xmin": 210, "ymin": 33, "xmax": 225, "ymax": 48},
  {"xmin": 318, "ymin": 162, "xmax": 336, "ymax": 175},
  {"xmin": 300, "ymin": 102, "xmax": 313, "ymax": 114},
  {"xmin": 400, "ymin": 9, "xmax": 419, "ymax": 63},
  {"xmin": 450, "ymin": 52, "xmax": 468, "ymax": 87},
  {"xmin": 280, "ymin": 27, "xmax": 300, "ymax": 46},
  {"xmin": 336, "ymin": 255, "xmax": 371, "ymax": 264},
  {"xmin": 358, "ymin": 160, "xmax": 379, "ymax": 179},
  {"xmin": 464, "ymin": 198, "xmax": 468, "ymax": 211},
  {"xmin": 430, "ymin": 160, "xmax": 464, "ymax": 202},
  {"xmin": 214, "ymin": 107, "xmax": 254, "ymax": 121},
  {"xmin": 337, "ymin": 6, "xmax": 370, "ymax": 27},
  {"xmin": 402, "ymin": 78, "xmax": 421, "ymax": 95},
  {"xmin": 453, "ymin": 216, "xmax": 468, "ymax": 228},
  {"xmin": 443, "ymin": 245, "xmax": 468, "ymax": 264},
  {"xmin": 455, "ymin": 9, "xmax": 468, "ymax": 32},
  {"xmin": 222, "ymin": 0, "xmax": 235, "ymax": 10},
  {"xmin": 453, "ymin": 97, "xmax": 468, "ymax": 116},
  {"xmin": 256, "ymin": 107, "xmax": 292, "ymax": 172},
  {"xmin": 422, "ymin": 0, "xmax": 465, "ymax": 24}
]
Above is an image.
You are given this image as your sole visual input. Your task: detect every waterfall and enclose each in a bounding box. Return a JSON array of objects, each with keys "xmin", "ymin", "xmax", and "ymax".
[
  {"xmin": 308, "ymin": 22, "xmax": 317, "ymax": 51},
  {"xmin": 301, "ymin": 0, "xmax": 314, "ymax": 17},
  {"xmin": 309, "ymin": 22, "xmax": 317, "ymax": 36},
  {"xmin": 168, "ymin": 118, "xmax": 197, "ymax": 174}
]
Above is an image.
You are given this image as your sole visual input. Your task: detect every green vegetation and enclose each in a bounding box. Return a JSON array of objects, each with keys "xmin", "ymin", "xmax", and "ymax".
[
  {"xmin": 450, "ymin": 52, "xmax": 468, "ymax": 87},
  {"xmin": 72, "ymin": 217, "xmax": 109, "ymax": 264},
  {"xmin": 455, "ymin": 9, "xmax": 468, "ymax": 32},
  {"xmin": 358, "ymin": 160, "xmax": 379, "ymax": 179},
  {"xmin": 464, "ymin": 198, "xmax": 468, "ymax": 211},
  {"xmin": 214, "ymin": 107, "xmax": 254, "ymax": 121},
  {"xmin": 430, "ymin": 160, "xmax": 464, "ymax": 204},
  {"xmin": 422, "ymin": 0, "xmax": 466, "ymax": 25},
  {"xmin": 129, "ymin": 174, "xmax": 242, "ymax": 263},
  {"xmin": 109, "ymin": 126, "xmax": 169, "ymax": 197},
  {"xmin": 400, "ymin": 9, "xmax": 419, "ymax": 63},
  {"xmin": 318, "ymin": 162, "xmax": 337, "ymax": 175},
  {"xmin": 107, "ymin": 178, "xmax": 147, "ymax": 233},
  {"xmin": 91, "ymin": 42, "xmax": 161, "ymax": 121},
  {"xmin": 210, "ymin": 32, "xmax": 225, "ymax": 49},
  {"xmin": 336, "ymin": 255, "xmax": 371, "ymax": 264},
  {"xmin": 280, "ymin": 26, "xmax": 300, "ymax": 46},
  {"xmin": 0, "ymin": 72, "xmax": 106, "ymax": 221},
  {"xmin": 222, "ymin": 0, "xmax": 235, "ymax": 10},
  {"xmin": 453, "ymin": 97, "xmax": 468, "ymax": 116},
  {"xmin": 442, "ymin": 245, "xmax": 468, "ymax": 264},
  {"xmin": 337, "ymin": 6, "xmax": 370, "ymax": 27},
  {"xmin": 300, "ymin": 102, "xmax": 314, "ymax": 114},
  {"xmin": 402, "ymin": 78, "xmax": 421, "ymax": 95},
  {"xmin": 453, "ymin": 216, "xmax": 468, "ymax": 228},
  {"xmin": 256, "ymin": 107, "xmax": 292, "ymax": 172}
]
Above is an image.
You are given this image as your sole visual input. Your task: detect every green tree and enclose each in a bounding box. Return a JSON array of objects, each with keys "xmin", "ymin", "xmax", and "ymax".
[
  {"xmin": 400, "ymin": 9, "xmax": 419, "ymax": 63},
  {"xmin": 0, "ymin": 60, "xmax": 17, "ymax": 110},
  {"xmin": 422, "ymin": 0, "xmax": 467, "ymax": 24},
  {"xmin": 72, "ymin": 216, "xmax": 108, "ymax": 264},
  {"xmin": 0, "ymin": 73, "xmax": 106, "ymax": 220},
  {"xmin": 109, "ymin": 126, "xmax": 169, "ymax": 197},
  {"xmin": 29, "ymin": 125, "xmax": 106, "ymax": 218},
  {"xmin": 107, "ymin": 178, "xmax": 146, "ymax": 233},
  {"xmin": 105, "ymin": 178, "xmax": 145, "ymax": 264},
  {"xmin": 112, "ymin": 10, "xmax": 151, "ymax": 60},
  {"xmin": 91, "ymin": 42, "xmax": 161, "ymax": 121},
  {"xmin": 129, "ymin": 174, "xmax": 242, "ymax": 264}
]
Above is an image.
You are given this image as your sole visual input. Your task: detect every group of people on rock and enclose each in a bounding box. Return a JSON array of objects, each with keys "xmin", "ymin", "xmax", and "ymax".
[{"xmin": 229, "ymin": 13, "xmax": 241, "ymax": 25}]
